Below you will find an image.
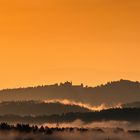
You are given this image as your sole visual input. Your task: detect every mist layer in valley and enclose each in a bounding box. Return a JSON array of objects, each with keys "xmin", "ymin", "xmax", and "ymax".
[
  {"xmin": 0, "ymin": 131, "xmax": 140, "ymax": 140},
  {"xmin": 0, "ymin": 122, "xmax": 139, "ymax": 140}
]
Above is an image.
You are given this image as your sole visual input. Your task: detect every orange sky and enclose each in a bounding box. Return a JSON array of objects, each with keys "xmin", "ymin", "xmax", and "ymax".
[{"xmin": 0, "ymin": 0, "xmax": 140, "ymax": 88}]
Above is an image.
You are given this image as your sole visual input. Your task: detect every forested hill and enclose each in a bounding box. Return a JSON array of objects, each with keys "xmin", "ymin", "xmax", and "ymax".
[
  {"xmin": 0, "ymin": 101, "xmax": 90, "ymax": 116},
  {"xmin": 0, "ymin": 108, "xmax": 139, "ymax": 124},
  {"xmin": 0, "ymin": 80, "xmax": 140, "ymax": 106}
]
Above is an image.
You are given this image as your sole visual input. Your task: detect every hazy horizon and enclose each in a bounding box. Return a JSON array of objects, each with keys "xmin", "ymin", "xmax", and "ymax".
[{"xmin": 0, "ymin": 79, "xmax": 139, "ymax": 90}]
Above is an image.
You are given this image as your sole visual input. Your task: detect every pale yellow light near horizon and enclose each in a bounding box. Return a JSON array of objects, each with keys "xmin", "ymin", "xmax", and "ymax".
[{"xmin": 0, "ymin": 0, "xmax": 140, "ymax": 88}]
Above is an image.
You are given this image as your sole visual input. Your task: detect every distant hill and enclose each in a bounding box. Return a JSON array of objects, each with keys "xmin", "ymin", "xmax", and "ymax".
[
  {"xmin": 122, "ymin": 101, "xmax": 140, "ymax": 108},
  {"xmin": 0, "ymin": 80, "xmax": 140, "ymax": 106},
  {"xmin": 0, "ymin": 108, "xmax": 139, "ymax": 124},
  {"xmin": 0, "ymin": 101, "xmax": 90, "ymax": 116}
]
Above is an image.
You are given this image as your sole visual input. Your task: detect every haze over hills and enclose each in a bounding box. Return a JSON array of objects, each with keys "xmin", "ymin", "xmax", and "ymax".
[
  {"xmin": 0, "ymin": 100, "xmax": 139, "ymax": 117},
  {"xmin": 0, "ymin": 79, "xmax": 140, "ymax": 107}
]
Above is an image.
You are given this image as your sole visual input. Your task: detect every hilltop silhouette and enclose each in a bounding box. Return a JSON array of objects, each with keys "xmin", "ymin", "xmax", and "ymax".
[{"xmin": 0, "ymin": 79, "xmax": 140, "ymax": 106}]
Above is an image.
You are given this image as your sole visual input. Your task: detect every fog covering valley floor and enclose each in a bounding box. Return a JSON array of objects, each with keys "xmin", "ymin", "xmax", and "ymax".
[{"xmin": 0, "ymin": 122, "xmax": 139, "ymax": 140}]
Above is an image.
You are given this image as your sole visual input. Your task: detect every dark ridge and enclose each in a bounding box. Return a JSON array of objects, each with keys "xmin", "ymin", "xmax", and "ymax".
[
  {"xmin": 0, "ymin": 101, "xmax": 90, "ymax": 116},
  {"xmin": 0, "ymin": 79, "xmax": 140, "ymax": 106},
  {"xmin": 0, "ymin": 108, "xmax": 139, "ymax": 124}
]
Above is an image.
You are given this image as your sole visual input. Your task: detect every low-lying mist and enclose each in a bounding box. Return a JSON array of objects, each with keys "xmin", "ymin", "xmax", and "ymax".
[
  {"xmin": 44, "ymin": 99, "xmax": 122, "ymax": 111},
  {"xmin": 0, "ymin": 120, "xmax": 139, "ymax": 140},
  {"xmin": 44, "ymin": 120, "xmax": 140, "ymax": 130},
  {"xmin": 0, "ymin": 128, "xmax": 139, "ymax": 140}
]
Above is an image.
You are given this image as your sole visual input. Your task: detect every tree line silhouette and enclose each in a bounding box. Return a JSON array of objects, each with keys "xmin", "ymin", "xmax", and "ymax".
[
  {"xmin": 0, "ymin": 122, "xmax": 103, "ymax": 134},
  {"xmin": 0, "ymin": 122, "xmax": 139, "ymax": 136}
]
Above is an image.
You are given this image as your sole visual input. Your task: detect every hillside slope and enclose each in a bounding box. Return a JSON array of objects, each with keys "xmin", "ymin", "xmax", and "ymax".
[
  {"xmin": 0, "ymin": 101, "xmax": 90, "ymax": 116},
  {"xmin": 0, "ymin": 80, "xmax": 140, "ymax": 106}
]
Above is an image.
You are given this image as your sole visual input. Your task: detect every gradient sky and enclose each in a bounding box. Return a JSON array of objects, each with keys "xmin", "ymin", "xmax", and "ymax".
[{"xmin": 0, "ymin": 0, "xmax": 140, "ymax": 88}]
